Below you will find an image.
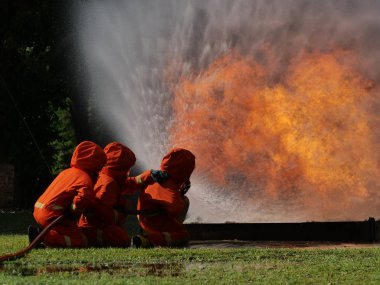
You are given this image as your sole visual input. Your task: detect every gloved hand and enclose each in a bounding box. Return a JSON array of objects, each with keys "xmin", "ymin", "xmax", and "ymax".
[
  {"xmin": 150, "ymin": 169, "xmax": 169, "ymax": 183},
  {"xmin": 179, "ymin": 181, "xmax": 191, "ymax": 196}
]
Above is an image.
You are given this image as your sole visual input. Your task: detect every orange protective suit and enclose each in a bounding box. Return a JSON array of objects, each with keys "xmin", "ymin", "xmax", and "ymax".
[
  {"xmin": 33, "ymin": 141, "xmax": 106, "ymax": 247},
  {"xmin": 78, "ymin": 142, "xmax": 152, "ymax": 247},
  {"xmin": 137, "ymin": 148, "xmax": 195, "ymax": 247}
]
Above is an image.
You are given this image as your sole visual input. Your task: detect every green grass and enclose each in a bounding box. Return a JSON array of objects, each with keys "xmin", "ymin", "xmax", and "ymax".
[{"xmin": 1, "ymin": 212, "xmax": 380, "ymax": 284}]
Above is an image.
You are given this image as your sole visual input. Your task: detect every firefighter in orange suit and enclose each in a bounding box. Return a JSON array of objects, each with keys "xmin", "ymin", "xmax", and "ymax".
[
  {"xmin": 132, "ymin": 148, "xmax": 195, "ymax": 248},
  {"xmin": 78, "ymin": 142, "xmax": 162, "ymax": 247},
  {"xmin": 32, "ymin": 141, "xmax": 106, "ymax": 247}
]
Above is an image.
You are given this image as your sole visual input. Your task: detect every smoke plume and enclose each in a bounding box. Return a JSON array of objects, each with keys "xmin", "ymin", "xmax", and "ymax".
[{"xmin": 77, "ymin": 0, "xmax": 380, "ymax": 222}]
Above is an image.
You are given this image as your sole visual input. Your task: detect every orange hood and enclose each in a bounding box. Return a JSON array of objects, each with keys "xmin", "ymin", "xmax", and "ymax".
[
  {"xmin": 160, "ymin": 148, "xmax": 196, "ymax": 184},
  {"xmin": 100, "ymin": 142, "xmax": 136, "ymax": 184},
  {"xmin": 103, "ymin": 142, "xmax": 136, "ymax": 170},
  {"xmin": 70, "ymin": 141, "xmax": 106, "ymax": 173}
]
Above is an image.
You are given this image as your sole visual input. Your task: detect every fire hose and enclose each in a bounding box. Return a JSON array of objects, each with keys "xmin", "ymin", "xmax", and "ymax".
[
  {"xmin": 0, "ymin": 209, "xmax": 161, "ymax": 263},
  {"xmin": 0, "ymin": 214, "xmax": 65, "ymax": 262}
]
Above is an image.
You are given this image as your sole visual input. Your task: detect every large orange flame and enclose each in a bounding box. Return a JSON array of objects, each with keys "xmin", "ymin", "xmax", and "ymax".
[{"xmin": 169, "ymin": 49, "xmax": 380, "ymax": 220}]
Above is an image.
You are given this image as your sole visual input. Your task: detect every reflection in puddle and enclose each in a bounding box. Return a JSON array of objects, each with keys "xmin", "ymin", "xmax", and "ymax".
[{"xmin": 0, "ymin": 262, "xmax": 185, "ymax": 277}]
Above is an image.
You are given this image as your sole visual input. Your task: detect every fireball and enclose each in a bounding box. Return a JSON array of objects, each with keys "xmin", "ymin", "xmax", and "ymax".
[{"xmin": 169, "ymin": 49, "xmax": 380, "ymax": 220}]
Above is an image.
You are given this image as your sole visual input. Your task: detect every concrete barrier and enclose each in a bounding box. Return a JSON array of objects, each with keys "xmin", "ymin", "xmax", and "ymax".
[{"xmin": 185, "ymin": 217, "xmax": 379, "ymax": 242}]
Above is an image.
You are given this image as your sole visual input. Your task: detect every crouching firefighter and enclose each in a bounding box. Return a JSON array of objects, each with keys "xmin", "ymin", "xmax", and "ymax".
[
  {"xmin": 132, "ymin": 148, "xmax": 195, "ymax": 248},
  {"xmin": 78, "ymin": 142, "xmax": 167, "ymax": 247},
  {"xmin": 30, "ymin": 141, "xmax": 106, "ymax": 247}
]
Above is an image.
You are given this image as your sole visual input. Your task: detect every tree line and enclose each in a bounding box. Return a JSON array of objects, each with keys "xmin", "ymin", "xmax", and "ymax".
[{"xmin": 0, "ymin": 1, "xmax": 109, "ymax": 208}]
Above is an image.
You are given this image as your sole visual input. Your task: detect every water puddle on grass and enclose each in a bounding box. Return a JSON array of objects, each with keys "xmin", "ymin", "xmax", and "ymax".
[{"xmin": 0, "ymin": 262, "xmax": 185, "ymax": 277}]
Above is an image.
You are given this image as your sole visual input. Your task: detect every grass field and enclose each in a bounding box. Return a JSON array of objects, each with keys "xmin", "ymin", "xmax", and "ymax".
[{"xmin": 1, "ymin": 212, "xmax": 380, "ymax": 284}]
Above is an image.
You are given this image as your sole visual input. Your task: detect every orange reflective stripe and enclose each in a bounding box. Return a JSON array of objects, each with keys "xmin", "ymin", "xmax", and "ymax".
[
  {"xmin": 64, "ymin": 235, "xmax": 72, "ymax": 247},
  {"xmin": 97, "ymin": 230, "xmax": 103, "ymax": 246},
  {"xmin": 35, "ymin": 202, "xmax": 64, "ymax": 211},
  {"xmin": 51, "ymin": 204, "xmax": 64, "ymax": 211},
  {"xmin": 82, "ymin": 233, "xmax": 88, "ymax": 247},
  {"xmin": 34, "ymin": 202, "xmax": 44, "ymax": 209},
  {"xmin": 114, "ymin": 210, "xmax": 119, "ymax": 223},
  {"xmin": 136, "ymin": 175, "xmax": 143, "ymax": 184},
  {"xmin": 162, "ymin": 232, "xmax": 172, "ymax": 245}
]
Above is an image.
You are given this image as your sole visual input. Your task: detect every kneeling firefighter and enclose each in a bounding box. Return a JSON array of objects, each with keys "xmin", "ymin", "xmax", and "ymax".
[
  {"xmin": 133, "ymin": 147, "xmax": 195, "ymax": 248},
  {"xmin": 78, "ymin": 142, "xmax": 166, "ymax": 247},
  {"xmin": 32, "ymin": 141, "xmax": 106, "ymax": 247}
]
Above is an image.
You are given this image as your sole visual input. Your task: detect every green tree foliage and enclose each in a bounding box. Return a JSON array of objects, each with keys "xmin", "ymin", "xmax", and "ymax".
[
  {"xmin": 48, "ymin": 98, "xmax": 76, "ymax": 176},
  {"xmin": 0, "ymin": 1, "xmax": 81, "ymax": 207}
]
